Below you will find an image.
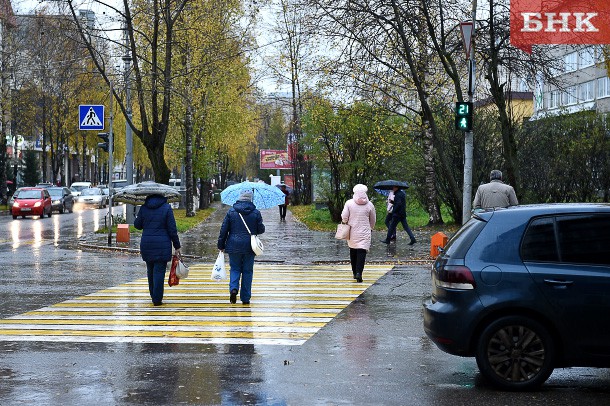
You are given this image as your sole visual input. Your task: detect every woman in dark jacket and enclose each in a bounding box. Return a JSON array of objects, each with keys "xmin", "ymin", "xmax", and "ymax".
[
  {"xmin": 134, "ymin": 194, "xmax": 181, "ymax": 306},
  {"xmin": 217, "ymin": 190, "xmax": 265, "ymax": 305}
]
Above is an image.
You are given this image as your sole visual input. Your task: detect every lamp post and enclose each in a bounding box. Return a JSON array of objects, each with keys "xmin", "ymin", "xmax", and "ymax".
[
  {"xmin": 123, "ymin": 24, "xmax": 135, "ymax": 223},
  {"xmin": 107, "ymin": 80, "xmax": 114, "ymax": 246}
]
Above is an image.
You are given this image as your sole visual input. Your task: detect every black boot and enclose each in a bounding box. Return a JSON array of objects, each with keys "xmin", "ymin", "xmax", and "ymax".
[{"xmin": 355, "ymin": 273, "xmax": 363, "ymax": 283}]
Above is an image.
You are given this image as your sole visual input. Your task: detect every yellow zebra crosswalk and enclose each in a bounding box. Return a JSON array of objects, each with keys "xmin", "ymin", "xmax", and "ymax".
[{"xmin": 0, "ymin": 264, "xmax": 392, "ymax": 345}]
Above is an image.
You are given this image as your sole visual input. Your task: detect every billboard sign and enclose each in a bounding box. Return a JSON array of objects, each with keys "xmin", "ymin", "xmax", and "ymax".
[
  {"xmin": 511, "ymin": 0, "xmax": 610, "ymax": 53},
  {"xmin": 260, "ymin": 149, "xmax": 293, "ymax": 169}
]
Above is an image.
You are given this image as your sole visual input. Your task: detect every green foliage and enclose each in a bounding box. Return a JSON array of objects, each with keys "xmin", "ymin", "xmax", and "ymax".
[
  {"xmin": 290, "ymin": 194, "xmax": 456, "ymax": 232},
  {"xmin": 519, "ymin": 111, "xmax": 610, "ymax": 203},
  {"xmin": 22, "ymin": 150, "xmax": 40, "ymax": 186},
  {"xmin": 302, "ymin": 97, "xmax": 414, "ymax": 221},
  {"xmin": 97, "ymin": 208, "xmax": 215, "ymax": 234}
]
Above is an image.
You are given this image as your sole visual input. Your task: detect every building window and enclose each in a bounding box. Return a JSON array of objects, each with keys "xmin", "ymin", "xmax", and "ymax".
[
  {"xmin": 598, "ymin": 77, "xmax": 610, "ymax": 98},
  {"xmin": 565, "ymin": 52, "xmax": 578, "ymax": 72},
  {"xmin": 563, "ymin": 86, "xmax": 577, "ymax": 105},
  {"xmin": 549, "ymin": 90, "xmax": 560, "ymax": 108},
  {"xmin": 579, "ymin": 47, "xmax": 595, "ymax": 68},
  {"xmin": 580, "ymin": 80, "xmax": 595, "ymax": 101}
]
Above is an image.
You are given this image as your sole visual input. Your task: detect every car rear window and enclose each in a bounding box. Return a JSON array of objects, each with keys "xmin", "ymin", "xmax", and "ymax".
[
  {"xmin": 522, "ymin": 214, "xmax": 610, "ymax": 265},
  {"xmin": 442, "ymin": 217, "xmax": 487, "ymax": 259}
]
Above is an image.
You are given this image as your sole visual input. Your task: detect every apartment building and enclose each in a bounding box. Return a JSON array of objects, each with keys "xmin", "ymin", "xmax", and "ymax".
[{"xmin": 534, "ymin": 46, "xmax": 610, "ymax": 118}]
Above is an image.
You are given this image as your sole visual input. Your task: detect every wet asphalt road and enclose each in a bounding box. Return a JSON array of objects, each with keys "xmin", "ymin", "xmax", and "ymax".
[{"xmin": 0, "ymin": 204, "xmax": 609, "ymax": 405}]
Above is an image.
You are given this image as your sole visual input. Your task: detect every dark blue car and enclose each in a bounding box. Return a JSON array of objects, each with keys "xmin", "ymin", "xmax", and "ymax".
[{"xmin": 424, "ymin": 203, "xmax": 610, "ymax": 390}]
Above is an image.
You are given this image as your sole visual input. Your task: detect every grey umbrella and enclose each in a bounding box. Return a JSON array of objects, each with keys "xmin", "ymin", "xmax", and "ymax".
[{"xmin": 113, "ymin": 181, "xmax": 182, "ymax": 205}]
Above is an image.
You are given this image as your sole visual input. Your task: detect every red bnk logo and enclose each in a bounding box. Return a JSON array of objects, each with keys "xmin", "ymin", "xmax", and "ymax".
[{"xmin": 511, "ymin": 0, "xmax": 610, "ymax": 53}]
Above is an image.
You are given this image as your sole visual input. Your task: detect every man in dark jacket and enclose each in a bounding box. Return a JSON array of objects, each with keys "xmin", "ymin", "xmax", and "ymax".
[
  {"xmin": 218, "ymin": 190, "xmax": 265, "ymax": 305},
  {"xmin": 134, "ymin": 194, "xmax": 181, "ymax": 306},
  {"xmin": 380, "ymin": 186, "xmax": 416, "ymax": 245}
]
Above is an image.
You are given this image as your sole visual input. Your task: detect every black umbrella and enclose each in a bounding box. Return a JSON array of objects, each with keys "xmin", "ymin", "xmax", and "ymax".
[{"xmin": 373, "ymin": 180, "xmax": 409, "ymax": 190}]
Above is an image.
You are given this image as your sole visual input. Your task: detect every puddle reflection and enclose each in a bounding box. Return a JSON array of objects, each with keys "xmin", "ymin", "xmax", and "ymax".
[{"xmin": 10, "ymin": 220, "xmax": 19, "ymax": 250}]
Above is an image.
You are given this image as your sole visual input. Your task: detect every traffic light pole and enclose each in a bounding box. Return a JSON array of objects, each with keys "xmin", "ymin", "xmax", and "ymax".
[
  {"xmin": 462, "ymin": 1, "xmax": 477, "ymax": 224},
  {"xmin": 107, "ymin": 81, "xmax": 114, "ymax": 247}
]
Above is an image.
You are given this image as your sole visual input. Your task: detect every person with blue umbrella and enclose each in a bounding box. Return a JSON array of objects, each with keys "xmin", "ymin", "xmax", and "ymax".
[{"xmin": 217, "ymin": 190, "xmax": 265, "ymax": 305}]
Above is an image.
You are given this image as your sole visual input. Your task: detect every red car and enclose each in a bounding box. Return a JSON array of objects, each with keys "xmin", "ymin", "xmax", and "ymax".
[{"xmin": 11, "ymin": 187, "xmax": 52, "ymax": 219}]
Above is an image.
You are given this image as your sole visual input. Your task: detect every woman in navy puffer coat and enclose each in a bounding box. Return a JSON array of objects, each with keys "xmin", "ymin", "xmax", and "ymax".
[
  {"xmin": 217, "ymin": 191, "xmax": 265, "ymax": 305},
  {"xmin": 134, "ymin": 194, "xmax": 181, "ymax": 306}
]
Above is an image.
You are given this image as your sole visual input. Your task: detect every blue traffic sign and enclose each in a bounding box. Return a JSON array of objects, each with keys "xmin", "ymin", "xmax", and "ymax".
[{"xmin": 79, "ymin": 105, "xmax": 105, "ymax": 130}]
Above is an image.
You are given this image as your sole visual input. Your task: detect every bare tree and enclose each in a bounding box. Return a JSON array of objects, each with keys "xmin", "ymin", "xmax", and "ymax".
[{"xmin": 65, "ymin": 0, "xmax": 189, "ymax": 184}]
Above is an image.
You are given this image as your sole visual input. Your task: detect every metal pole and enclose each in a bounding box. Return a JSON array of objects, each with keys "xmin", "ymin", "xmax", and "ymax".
[
  {"xmin": 107, "ymin": 81, "xmax": 114, "ymax": 246},
  {"xmin": 123, "ymin": 24, "xmax": 135, "ymax": 224},
  {"xmin": 462, "ymin": 0, "xmax": 477, "ymax": 224}
]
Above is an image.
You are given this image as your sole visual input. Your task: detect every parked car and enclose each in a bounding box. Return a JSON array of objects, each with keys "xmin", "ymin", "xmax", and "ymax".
[
  {"xmin": 47, "ymin": 187, "xmax": 75, "ymax": 214},
  {"xmin": 69, "ymin": 181, "xmax": 92, "ymax": 197},
  {"xmin": 35, "ymin": 183, "xmax": 55, "ymax": 188},
  {"xmin": 101, "ymin": 187, "xmax": 119, "ymax": 206},
  {"xmin": 11, "ymin": 187, "xmax": 52, "ymax": 219},
  {"xmin": 8, "ymin": 187, "xmax": 22, "ymax": 206},
  {"xmin": 423, "ymin": 203, "xmax": 610, "ymax": 390},
  {"xmin": 75, "ymin": 187, "xmax": 108, "ymax": 208},
  {"xmin": 111, "ymin": 179, "xmax": 128, "ymax": 190}
]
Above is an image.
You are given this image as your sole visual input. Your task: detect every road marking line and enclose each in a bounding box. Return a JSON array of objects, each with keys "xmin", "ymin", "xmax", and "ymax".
[{"xmin": 0, "ymin": 264, "xmax": 391, "ymax": 345}]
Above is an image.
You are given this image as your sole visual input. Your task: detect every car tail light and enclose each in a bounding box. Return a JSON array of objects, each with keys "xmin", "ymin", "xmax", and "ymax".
[{"xmin": 435, "ymin": 265, "xmax": 476, "ymax": 290}]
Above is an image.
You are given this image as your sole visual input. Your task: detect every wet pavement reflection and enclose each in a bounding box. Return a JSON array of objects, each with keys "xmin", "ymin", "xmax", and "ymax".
[{"xmin": 1, "ymin": 204, "xmax": 610, "ymax": 404}]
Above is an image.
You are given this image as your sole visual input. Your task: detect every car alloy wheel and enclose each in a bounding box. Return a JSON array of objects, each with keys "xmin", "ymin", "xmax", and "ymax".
[{"xmin": 475, "ymin": 316, "xmax": 555, "ymax": 390}]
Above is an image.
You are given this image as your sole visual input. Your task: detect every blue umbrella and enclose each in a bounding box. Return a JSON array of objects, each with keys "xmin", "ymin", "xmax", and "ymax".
[{"xmin": 221, "ymin": 181, "xmax": 286, "ymax": 209}]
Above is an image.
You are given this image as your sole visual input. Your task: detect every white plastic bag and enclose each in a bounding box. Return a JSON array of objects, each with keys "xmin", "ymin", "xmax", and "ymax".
[
  {"xmin": 176, "ymin": 257, "xmax": 189, "ymax": 279},
  {"xmin": 211, "ymin": 251, "xmax": 227, "ymax": 281}
]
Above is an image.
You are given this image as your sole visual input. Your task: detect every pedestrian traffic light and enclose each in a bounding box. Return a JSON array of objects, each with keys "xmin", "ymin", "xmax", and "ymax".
[
  {"xmin": 97, "ymin": 132, "xmax": 109, "ymax": 152},
  {"xmin": 455, "ymin": 102, "xmax": 473, "ymax": 132}
]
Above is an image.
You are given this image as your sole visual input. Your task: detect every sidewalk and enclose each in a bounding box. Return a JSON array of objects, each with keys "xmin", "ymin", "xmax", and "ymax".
[{"xmin": 79, "ymin": 202, "xmax": 438, "ymax": 265}]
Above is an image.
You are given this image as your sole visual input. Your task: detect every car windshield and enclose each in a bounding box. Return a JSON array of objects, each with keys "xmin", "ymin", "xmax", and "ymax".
[
  {"xmin": 81, "ymin": 188, "xmax": 101, "ymax": 196},
  {"xmin": 71, "ymin": 185, "xmax": 88, "ymax": 192},
  {"xmin": 48, "ymin": 189, "xmax": 63, "ymax": 197},
  {"xmin": 18, "ymin": 190, "xmax": 43, "ymax": 199}
]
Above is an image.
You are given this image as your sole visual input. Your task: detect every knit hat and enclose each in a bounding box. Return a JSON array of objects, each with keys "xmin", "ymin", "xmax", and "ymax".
[{"xmin": 238, "ymin": 190, "xmax": 253, "ymax": 202}]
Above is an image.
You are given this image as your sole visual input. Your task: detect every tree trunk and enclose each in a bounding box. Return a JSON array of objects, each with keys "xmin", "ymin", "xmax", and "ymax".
[
  {"xmin": 184, "ymin": 103, "xmax": 195, "ymax": 217},
  {"xmin": 422, "ymin": 120, "xmax": 443, "ymax": 224},
  {"xmin": 146, "ymin": 140, "xmax": 171, "ymax": 184}
]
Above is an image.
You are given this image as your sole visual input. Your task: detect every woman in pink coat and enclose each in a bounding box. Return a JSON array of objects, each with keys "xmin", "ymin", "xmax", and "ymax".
[{"xmin": 341, "ymin": 184, "xmax": 377, "ymax": 282}]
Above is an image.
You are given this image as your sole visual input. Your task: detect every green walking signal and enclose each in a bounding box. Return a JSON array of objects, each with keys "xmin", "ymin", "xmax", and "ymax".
[{"xmin": 455, "ymin": 102, "xmax": 473, "ymax": 132}]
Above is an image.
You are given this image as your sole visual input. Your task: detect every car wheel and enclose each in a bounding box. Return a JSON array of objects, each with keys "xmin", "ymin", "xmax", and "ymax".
[
  {"xmin": 475, "ymin": 316, "xmax": 555, "ymax": 390},
  {"xmin": 21, "ymin": 216, "xmax": 25, "ymax": 219},
  {"xmin": 12, "ymin": 215, "xmax": 17, "ymax": 219}
]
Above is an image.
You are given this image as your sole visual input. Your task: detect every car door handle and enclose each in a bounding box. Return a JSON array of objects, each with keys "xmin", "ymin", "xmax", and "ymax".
[{"xmin": 543, "ymin": 279, "xmax": 574, "ymax": 287}]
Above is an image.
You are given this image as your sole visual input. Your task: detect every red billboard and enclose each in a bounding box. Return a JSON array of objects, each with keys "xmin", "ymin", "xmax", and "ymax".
[
  {"xmin": 511, "ymin": 0, "xmax": 610, "ymax": 53},
  {"xmin": 260, "ymin": 149, "xmax": 293, "ymax": 169}
]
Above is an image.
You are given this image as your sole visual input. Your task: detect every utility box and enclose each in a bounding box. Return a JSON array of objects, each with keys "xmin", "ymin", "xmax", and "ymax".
[
  {"xmin": 430, "ymin": 232, "xmax": 448, "ymax": 258},
  {"xmin": 116, "ymin": 224, "xmax": 130, "ymax": 243}
]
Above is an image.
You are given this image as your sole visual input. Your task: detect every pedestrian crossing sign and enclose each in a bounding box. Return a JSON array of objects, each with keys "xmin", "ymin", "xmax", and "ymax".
[{"xmin": 79, "ymin": 105, "xmax": 105, "ymax": 130}]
